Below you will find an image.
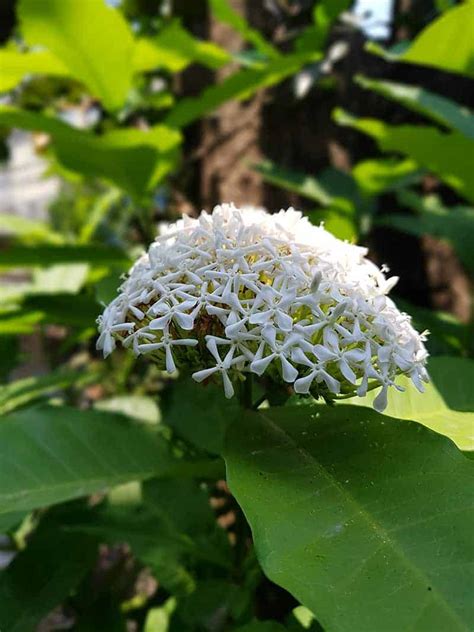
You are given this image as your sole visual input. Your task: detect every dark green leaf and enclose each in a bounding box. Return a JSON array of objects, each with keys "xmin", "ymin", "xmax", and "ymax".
[
  {"xmin": 0, "ymin": 244, "xmax": 129, "ymax": 268},
  {"xmin": 225, "ymin": 405, "xmax": 474, "ymax": 632},
  {"xmin": 0, "ymin": 528, "xmax": 98, "ymax": 632},
  {"xmin": 378, "ymin": 191, "xmax": 474, "ymax": 273},
  {"xmin": 0, "ymin": 406, "xmax": 179, "ymax": 516},
  {"xmin": 0, "ymin": 107, "xmax": 181, "ymax": 198},
  {"xmin": 164, "ymin": 379, "xmax": 239, "ymax": 454}
]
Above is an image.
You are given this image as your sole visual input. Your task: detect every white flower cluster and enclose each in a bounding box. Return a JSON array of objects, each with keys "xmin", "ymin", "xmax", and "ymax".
[{"xmin": 97, "ymin": 204, "xmax": 429, "ymax": 411}]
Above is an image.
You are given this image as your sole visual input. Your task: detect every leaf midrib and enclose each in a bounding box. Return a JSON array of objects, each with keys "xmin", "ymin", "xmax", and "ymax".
[{"xmin": 256, "ymin": 410, "xmax": 468, "ymax": 630}]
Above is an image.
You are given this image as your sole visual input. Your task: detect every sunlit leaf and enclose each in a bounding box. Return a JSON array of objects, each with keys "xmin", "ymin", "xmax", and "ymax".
[
  {"xmin": 352, "ymin": 157, "xmax": 421, "ymax": 195},
  {"xmin": 334, "ymin": 108, "xmax": 474, "ymax": 202},
  {"xmin": 18, "ymin": 0, "xmax": 135, "ymax": 110},
  {"xmin": 0, "ymin": 106, "xmax": 181, "ymax": 197},
  {"xmin": 0, "ymin": 48, "xmax": 68, "ymax": 93},
  {"xmin": 225, "ymin": 405, "xmax": 474, "ymax": 631},
  {"xmin": 347, "ymin": 356, "xmax": 474, "ymax": 451},
  {"xmin": 401, "ymin": 1, "xmax": 474, "ymax": 78},
  {"xmin": 356, "ymin": 76, "xmax": 474, "ymax": 139}
]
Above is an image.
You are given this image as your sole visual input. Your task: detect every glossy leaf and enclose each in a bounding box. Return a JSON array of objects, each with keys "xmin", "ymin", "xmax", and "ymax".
[
  {"xmin": 225, "ymin": 405, "xmax": 474, "ymax": 632},
  {"xmin": 356, "ymin": 76, "xmax": 474, "ymax": 139},
  {"xmin": 334, "ymin": 108, "xmax": 474, "ymax": 202},
  {"xmin": 0, "ymin": 406, "xmax": 179, "ymax": 516},
  {"xmin": 18, "ymin": 0, "xmax": 135, "ymax": 110},
  {"xmin": 0, "ymin": 528, "xmax": 98, "ymax": 632}
]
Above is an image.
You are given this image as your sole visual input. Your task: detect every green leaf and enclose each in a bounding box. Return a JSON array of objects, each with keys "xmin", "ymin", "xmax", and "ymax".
[
  {"xmin": 133, "ymin": 21, "xmax": 230, "ymax": 74},
  {"xmin": 0, "ymin": 107, "xmax": 181, "ymax": 197},
  {"xmin": 0, "ymin": 528, "xmax": 98, "ymax": 632},
  {"xmin": 235, "ymin": 623, "xmax": 287, "ymax": 632},
  {"xmin": 0, "ymin": 309, "xmax": 43, "ymax": 335},
  {"xmin": 0, "ymin": 243, "xmax": 129, "ymax": 268},
  {"xmin": 225, "ymin": 405, "xmax": 474, "ymax": 632},
  {"xmin": 334, "ymin": 108, "xmax": 474, "ymax": 202},
  {"xmin": 18, "ymin": 0, "xmax": 135, "ymax": 110},
  {"xmin": 163, "ymin": 379, "xmax": 239, "ymax": 454},
  {"xmin": 0, "ymin": 214, "xmax": 64, "ymax": 244},
  {"xmin": 0, "ymin": 405, "xmax": 179, "ymax": 516},
  {"xmin": 165, "ymin": 52, "xmax": 319, "ymax": 128},
  {"xmin": 209, "ymin": 0, "xmax": 279, "ymax": 59},
  {"xmin": 0, "ymin": 368, "xmax": 99, "ymax": 416},
  {"xmin": 254, "ymin": 160, "xmax": 334, "ymax": 206},
  {"xmin": 356, "ymin": 76, "xmax": 474, "ymax": 139},
  {"xmin": 377, "ymin": 191, "xmax": 474, "ymax": 274},
  {"xmin": 0, "ymin": 48, "xmax": 69, "ymax": 93},
  {"xmin": 394, "ymin": 298, "xmax": 469, "ymax": 356},
  {"xmin": 352, "ymin": 157, "xmax": 421, "ymax": 195},
  {"xmin": 429, "ymin": 356, "xmax": 474, "ymax": 413},
  {"xmin": 400, "ymin": 1, "xmax": 474, "ymax": 78},
  {"xmin": 347, "ymin": 356, "xmax": 474, "ymax": 451}
]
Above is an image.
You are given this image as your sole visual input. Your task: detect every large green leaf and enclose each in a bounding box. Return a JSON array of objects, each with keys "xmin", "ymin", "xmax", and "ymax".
[
  {"xmin": 165, "ymin": 52, "xmax": 319, "ymax": 128},
  {"xmin": 347, "ymin": 356, "xmax": 474, "ymax": 451},
  {"xmin": 0, "ymin": 48, "xmax": 68, "ymax": 93},
  {"xmin": 163, "ymin": 379, "xmax": 240, "ymax": 455},
  {"xmin": 0, "ymin": 406, "xmax": 179, "ymax": 516},
  {"xmin": 356, "ymin": 76, "xmax": 474, "ymax": 139},
  {"xmin": 334, "ymin": 109, "xmax": 474, "ymax": 202},
  {"xmin": 0, "ymin": 107, "xmax": 181, "ymax": 198},
  {"xmin": 0, "ymin": 528, "xmax": 98, "ymax": 632},
  {"xmin": 18, "ymin": 0, "xmax": 135, "ymax": 110},
  {"xmin": 209, "ymin": 0, "xmax": 279, "ymax": 59},
  {"xmin": 225, "ymin": 405, "xmax": 474, "ymax": 632},
  {"xmin": 400, "ymin": 1, "xmax": 474, "ymax": 78}
]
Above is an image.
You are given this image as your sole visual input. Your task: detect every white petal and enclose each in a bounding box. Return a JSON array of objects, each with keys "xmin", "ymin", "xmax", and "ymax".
[{"xmin": 192, "ymin": 367, "xmax": 218, "ymax": 383}]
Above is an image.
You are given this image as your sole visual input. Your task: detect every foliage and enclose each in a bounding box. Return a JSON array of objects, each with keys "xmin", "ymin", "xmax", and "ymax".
[{"xmin": 0, "ymin": 1, "xmax": 472, "ymax": 631}]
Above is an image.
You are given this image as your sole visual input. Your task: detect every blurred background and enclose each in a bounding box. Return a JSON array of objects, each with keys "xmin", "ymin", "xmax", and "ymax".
[{"xmin": 0, "ymin": 0, "xmax": 473, "ymax": 629}]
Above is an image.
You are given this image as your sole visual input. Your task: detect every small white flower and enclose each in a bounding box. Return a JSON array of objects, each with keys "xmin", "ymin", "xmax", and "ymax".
[{"xmin": 97, "ymin": 204, "xmax": 429, "ymax": 411}]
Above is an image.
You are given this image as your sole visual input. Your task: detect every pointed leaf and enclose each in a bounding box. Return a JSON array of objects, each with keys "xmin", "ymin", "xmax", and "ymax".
[{"xmin": 225, "ymin": 405, "xmax": 474, "ymax": 631}]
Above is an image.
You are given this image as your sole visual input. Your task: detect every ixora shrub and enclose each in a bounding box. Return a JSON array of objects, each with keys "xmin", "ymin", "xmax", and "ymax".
[{"xmin": 97, "ymin": 204, "xmax": 429, "ymax": 411}]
